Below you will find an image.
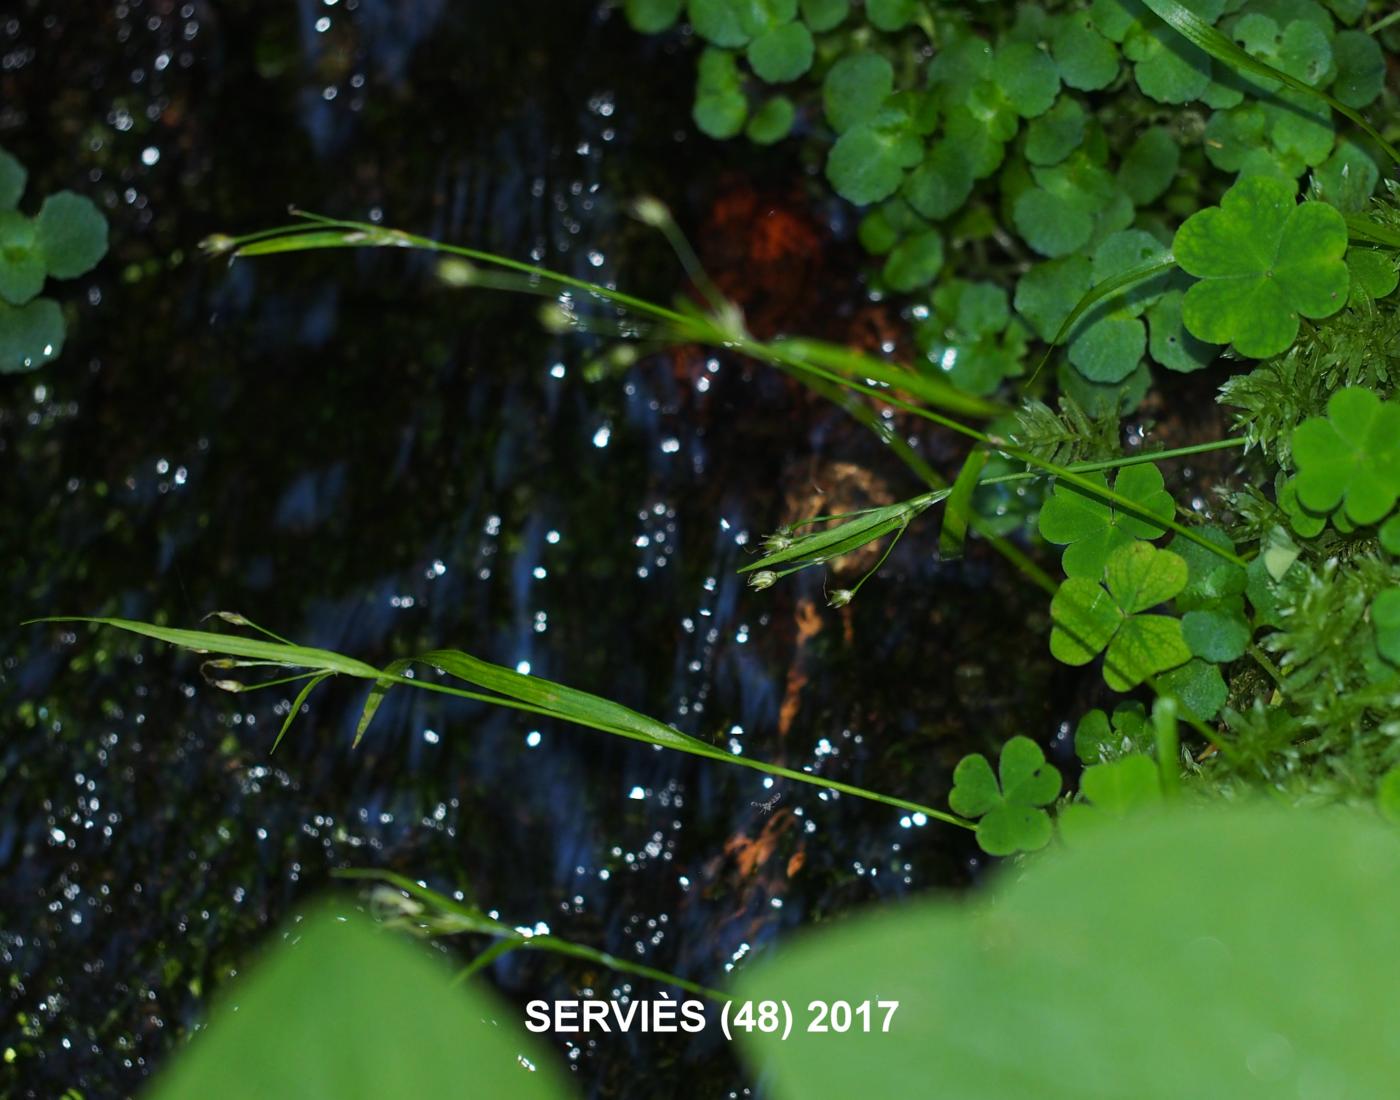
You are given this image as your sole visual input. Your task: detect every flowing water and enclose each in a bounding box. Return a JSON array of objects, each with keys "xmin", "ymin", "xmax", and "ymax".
[{"xmin": 0, "ymin": 2, "xmax": 1065, "ymax": 1096}]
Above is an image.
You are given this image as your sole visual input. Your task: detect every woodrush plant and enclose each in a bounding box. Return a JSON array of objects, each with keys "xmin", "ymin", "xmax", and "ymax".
[{"xmin": 29, "ymin": 0, "xmax": 1400, "ymax": 985}]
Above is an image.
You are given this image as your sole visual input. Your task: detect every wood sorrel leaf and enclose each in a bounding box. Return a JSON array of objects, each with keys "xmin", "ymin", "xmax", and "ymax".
[{"xmin": 1173, "ymin": 176, "xmax": 1349, "ymax": 358}]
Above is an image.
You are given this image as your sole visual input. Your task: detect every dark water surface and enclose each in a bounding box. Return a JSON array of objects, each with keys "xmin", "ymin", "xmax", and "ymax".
[{"xmin": 0, "ymin": 2, "xmax": 1061, "ymax": 1096}]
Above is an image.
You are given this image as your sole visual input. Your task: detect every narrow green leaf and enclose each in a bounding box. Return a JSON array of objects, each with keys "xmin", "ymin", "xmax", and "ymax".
[
  {"xmin": 939, "ymin": 448, "xmax": 988, "ymax": 560},
  {"xmin": 272, "ymin": 672, "xmax": 331, "ymax": 752},
  {"xmin": 354, "ymin": 658, "xmax": 413, "ymax": 747},
  {"xmin": 772, "ymin": 336, "xmax": 1005, "ymax": 418}
]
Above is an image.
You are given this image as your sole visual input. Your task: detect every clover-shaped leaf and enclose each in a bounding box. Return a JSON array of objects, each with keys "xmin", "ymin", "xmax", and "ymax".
[
  {"xmin": 1074, "ymin": 700, "xmax": 1149, "ymax": 763},
  {"xmin": 1050, "ymin": 541, "xmax": 1191, "ymax": 690},
  {"xmin": 949, "ymin": 735, "xmax": 1062, "ymax": 856},
  {"xmin": 0, "ymin": 296, "xmax": 65, "ymax": 373},
  {"xmin": 865, "ymin": 0, "xmax": 916, "ymax": 32},
  {"xmin": 1374, "ymin": 588, "xmax": 1400, "ymax": 666},
  {"xmin": 1058, "ymin": 753, "xmax": 1162, "ymax": 844},
  {"xmin": 1278, "ymin": 475, "xmax": 1328, "ymax": 537},
  {"xmin": 1039, "ymin": 461, "xmax": 1174, "ymax": 578},
  {"xmin": 1173, "ymin": 175, "xmax": 1349, "ymax": 359},
  {"xmin": 1291, "ymin": 387, "xmax": 1400, "ymax": 526}
]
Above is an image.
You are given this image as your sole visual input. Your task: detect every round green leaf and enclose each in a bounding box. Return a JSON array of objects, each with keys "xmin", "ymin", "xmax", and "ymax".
[
  {"xmin": 694, "ymin": 89, "xmax": 748, "ymax": 138},
  {"xmin": 1051, "ymin": 576, "xmax": 1123, "ymax": 665},
  {"xmin": 1147, "ymin": 290, "xmax": 1218, "ymax": 373},
  {"xmin": 1157, "ymin": 657, "xmax": 1227, "ymax": 721},
  {"xmin": 1118, "ymin": 126, "xmax": 1179, "ymax": 206},
  {"xmin": 145, "ymin": 902, "xmax": 571, "ymax": 1100},
  {"xmin": 822, "ymin": 53, "xmax": 894, "ymax": 133},
  {"xmin": 688, "ymin": 0, "xmax": 750, "ymax": 45},
  {"xmin": 882, "ymin": 229, "xmax": 943, "ymax": 292},
  {"xmin": 0, "ymin": 211, "xmax": 46, "ymax": 305},
  {"xmin": 1380, "ymin": 515, "xmax": 1400, "ymax": 557},
  {"xmin": 1346, "ymin": 249, "xmax": 1398, "ymax": 304},
  {"xmin": 747, "ymin": 21, "xmax": 814, "ymax": 83},
  {"xmin": 1331, "ymin": 29, "xmax": 1384, "ymax": 107},
  {"xmin": 994, "ymin": 42, "xmax": 1061, "ymax": 118},
  {"xmin": 1315, "ymin": 138, "xmax": 1379, "ymax": 213},
  {"xmin": 1013, "ymin": 187, "xmax": 1093, "ymax": 258},
  {"xmin": 0, "ymin": 146, "xmax": 25, "ymax": 210},
  {"xmin": 903, "ymin": 141, "xmax": 973, "ymax": 219},
  {"xmin": 826, "ymin": 119, "xmax": 921, "ymax": 205},
  {"xmin": 624, "ymin": 0, "xmax": 683, "ymax": 32},
  {"xmin": 1024, "ymin": 96, "xmax": 1086, "ymax": 166},
  {"xmin": 1374, "ymin": 587, "xmax": 1400, "ymax": 665},
  {"xmin": 1124, "ymin": 22, "xmax": 1212, "ymax": 104},
  {"xmin": 1052, "ymin": 15, "xmax": 1120, "ymax": 91},
  {"xmin": 746, "ymin": 95, "xmax": 796, "ymax": 143},
  {"xmin": 800, "ymin": 0, "xmax": 849, "ymax": 31},
  {"xmin": 35, "ymin": 191, "xmax": 109, "ymax": 280},
  {"xmin": 0, "ymin": 296, "xmax": 65, "ymax": 373},
  {"xmin": 1068, "ymin": 314, "xmax": 1145, "ymax": 383},
  {"xmin": 735, "ymin": 808, "xmax": 1400, "ymax": 1100},
  {"xmin": 1181, "ymin": 605, "xmax": 1250, "ymax": 662},
  {"xmin": 1014, "ymin": 255, "xmax": 1091, "ymax": 342}
]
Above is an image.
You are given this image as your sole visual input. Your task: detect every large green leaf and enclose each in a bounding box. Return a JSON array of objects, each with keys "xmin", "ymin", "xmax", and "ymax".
[
  {"xmin": 1173, "ymin": 176, "xmax": 1348, "ymax": 359},
  {"xmin": 0, "ymin": 296, "xmax": 64, "ymax": 373},
  {"xmin": 145, "ymin": 900, "xmax": 570, "ymax": 1100},
  {"xmin": 736, "ymin": 807, "xmax": 1400, "ymax": 1099},
  {"xmin": 34, "ymin": 191, "xmax": 109, "ymax": 279}
]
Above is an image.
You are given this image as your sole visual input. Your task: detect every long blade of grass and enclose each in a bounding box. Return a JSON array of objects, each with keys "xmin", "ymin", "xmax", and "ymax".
[
  {"xmin": 770, "ymin": 337, "xmax": 1004, "ymax": 419},
  {"xmin": 336, "ymin": 869, "xmax": 728, "ymax": 1000},
  {"xmin": 1345, "ymin": 214, "xmax": 1400, "ymax": 249},
  {"xmin": 939, "ymin": 448, "xmax": 989, "ymax": 561},
  {"xmin": 31, "ymin": 617, "xmax": 974, "ymax": 829},
  {"xmin": 1141, "ymin": 0, "xmax": 1400, "ymax": 167},
  {"xmin": 27, "ymin": 617, "xmax": 381, "ymax": 676}
]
